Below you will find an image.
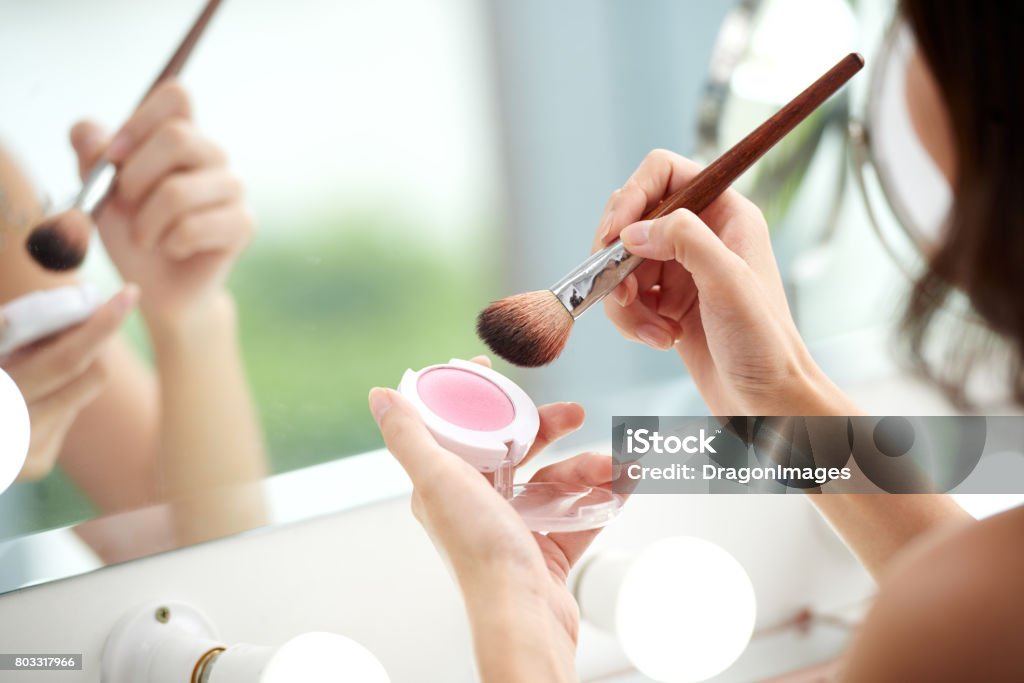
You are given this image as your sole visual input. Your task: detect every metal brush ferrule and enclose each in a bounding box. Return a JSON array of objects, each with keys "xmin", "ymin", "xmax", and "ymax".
[
  {"xmin": 74, "ymin": 160, "xmax": 117, "ymax": 215},
  {"xmin": 550, "ymin": 240, "xmax": 642, "ymax": 318}
]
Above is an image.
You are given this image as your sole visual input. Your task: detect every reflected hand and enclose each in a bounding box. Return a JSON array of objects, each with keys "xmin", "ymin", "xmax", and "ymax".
[
  {"xmin": 595, "ymin": 149, "xmax": 854, "ymax": 415},
  {"xmin": 1, "ymin": 286, "xmax": 137, "ymax": 481},
  {"xmin": 71, "ymin": 80, "xmax": 253, "ymax": 331},
  {"xmin": 369, "ymin": 357, "xmax": 608, "ymax": 682}
]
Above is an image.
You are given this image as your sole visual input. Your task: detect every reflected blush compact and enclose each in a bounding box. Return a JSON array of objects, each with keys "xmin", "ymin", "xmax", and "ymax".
[{"xmin": 398, "ymin": 359, "xmax": 622, "ymax": 532}]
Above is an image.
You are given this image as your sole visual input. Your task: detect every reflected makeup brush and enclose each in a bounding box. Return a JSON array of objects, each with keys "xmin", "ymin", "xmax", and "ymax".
[
  {"xmin": 26, "ymin": 0, "xmax": 225, "ymax": 271},
  {"xmin": 477, "ymin": 52, "xmax": 865, "ymax": 367}
]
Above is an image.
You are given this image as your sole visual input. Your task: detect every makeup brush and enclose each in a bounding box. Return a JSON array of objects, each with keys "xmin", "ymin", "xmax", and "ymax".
[
  {"xmin": 26, "ymin": 0, "xmax": 225, "ymax": 271},
  {"xmin": 477, "ymin": 52, "xmax": 864, "ymax": 367}
]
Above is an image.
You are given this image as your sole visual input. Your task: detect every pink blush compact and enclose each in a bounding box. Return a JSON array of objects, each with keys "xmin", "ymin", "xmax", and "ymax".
[
  {"xmin": 398, "ymin": 359, "xmax": 623, "ymax": 533},
  {"xmin": 417, "ymin": 368, "xmax": 515, "ymax": 431},
  {"xmin": 399, "ymin": 359, "xmax": 538, "ymax": 471}
]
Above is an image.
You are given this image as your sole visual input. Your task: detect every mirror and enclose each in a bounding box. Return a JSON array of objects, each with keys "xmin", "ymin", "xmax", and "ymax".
[
  {"xmin": 698, "ymin": 0, "xmax": 975, "ymax": 332},
  {"xmin": 849, "ymin": 18, "xmax": 952, "ymax": 275},
  {"xmin": 697, "ymin": 0, "xmax": 857, "ymax": 251},
  {"xmin": 698, "ymin": 0, "xmax": 962, "ymax": 282},
  {"xmin": 0, "ymin": 0, "xmax": 500, "ymax": 593}
]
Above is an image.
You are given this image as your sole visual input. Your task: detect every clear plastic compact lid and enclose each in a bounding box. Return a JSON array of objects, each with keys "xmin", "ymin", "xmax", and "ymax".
[
  {"xmin": 398, "ymin": 359, "xmax": 623, "ymax": 533},
  {"xmin": 510, "ymin": 482, "xmax": 623, "ymax": 533}
]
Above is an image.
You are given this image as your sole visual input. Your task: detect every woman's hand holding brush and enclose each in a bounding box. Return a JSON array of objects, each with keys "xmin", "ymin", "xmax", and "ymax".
[
  {"xmin": 595, "ymin": 149, "xmax": 858, "ymax": 417},
  {"xmin": 477, "ymin": 54, "xmax": 864, "ymax": 375},
  {"xmin": 69, "ymin": 80, "xmax": 253, "ymax": 338}
]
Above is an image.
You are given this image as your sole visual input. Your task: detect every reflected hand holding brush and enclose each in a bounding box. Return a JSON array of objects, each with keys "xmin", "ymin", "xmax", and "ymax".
[
  {"xmin": 477, "ymin": 53, "xmax": 865, "ymax": 367},
  {"xmin": 25, "ymin": 0, "xmax": 224, "ymax": 271}
]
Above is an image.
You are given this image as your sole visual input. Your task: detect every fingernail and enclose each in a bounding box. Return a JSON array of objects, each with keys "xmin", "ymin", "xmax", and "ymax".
[
  {"xmin": 637, "ymin": 324, "xmax": 672, "ymax": 350},
  {"xmin": 78, "ymin": 125, "xmax": 105, "ymax": 151},
  {"xmin": 106, "ymin": 132, "xmax": 131, "ymax": 161},
  {"xmin": 598, "ymin": 210, "xmax": 616, "ymax": 243},
  {"xmin": 620, "ymin": 220, "xmax": 652, "ymax": 247},
  {"xmin": 612, "ymin": 285, "xmax": 628, "ymax": 306},
  {"xmin": 369, "ymin": 388, "xmax": 394, "ymax": 424},
  {"xmin": 116, "ymin": 284, "xmax": 140, "ymax": 313}
]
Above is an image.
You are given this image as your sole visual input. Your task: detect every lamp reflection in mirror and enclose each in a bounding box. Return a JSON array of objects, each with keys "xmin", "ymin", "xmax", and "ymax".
[{"xmin": 0, "ymin": 368, "xmax": 30, "ymax": 496}]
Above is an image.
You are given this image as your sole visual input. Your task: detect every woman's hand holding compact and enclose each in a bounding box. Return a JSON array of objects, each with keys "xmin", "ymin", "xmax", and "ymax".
[
  {"xmin": 1, "ymin": 286, "xmax": 137, "ymax": 481},
  {"xmin": 369, "ymin": 357, "xmax": 607, "ymax": 683},
  {"xmin": 596, "ymin": 149, "xmax": 856, "ymax": 416},
  {"xmin": 69, "ymin": 80, "xmax": 253, "ymax": 338}
]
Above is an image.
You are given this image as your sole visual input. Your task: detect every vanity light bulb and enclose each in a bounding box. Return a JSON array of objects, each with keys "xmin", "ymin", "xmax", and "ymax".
[
  {"xmin": 0, "ymin": 368, "xmax": 30, "ymax": 496},
  {"xmin": 261, "ymin": 632, "xmax": 390, "ymax": 683},
  {"xmin": 615, "ymin": 537, "xmax": 756, "ymax": 683}
]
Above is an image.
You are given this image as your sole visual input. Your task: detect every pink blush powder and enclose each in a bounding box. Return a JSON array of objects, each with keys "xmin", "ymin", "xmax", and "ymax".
[{"xmin": 417, "ymin": 368, "xmax": 515, "ymax": 431}]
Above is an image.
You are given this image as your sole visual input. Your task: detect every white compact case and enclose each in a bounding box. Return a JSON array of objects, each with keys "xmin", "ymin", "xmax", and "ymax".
[
  {"xmin": 398, "ymin": 358, "xmax": 538, "ymax": 472},
  {"xmin": 398, "ymin": 358, "xmax": 623, "ymax": 533},
  {"xmin": 0, "ymin": 284, "xmax": 101, "ymax": 355}
]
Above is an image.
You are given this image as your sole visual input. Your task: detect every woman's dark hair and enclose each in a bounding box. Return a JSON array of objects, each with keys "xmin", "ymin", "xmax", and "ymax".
[{"xmin": 900, "ymin": 0, "xmax": 1024, "ymax": 404}]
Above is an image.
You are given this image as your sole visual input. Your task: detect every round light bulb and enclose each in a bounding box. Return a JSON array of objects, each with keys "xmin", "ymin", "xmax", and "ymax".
[
  {"xmin": 0, "ymin": 368, "xmax": 30, "ymax": 495},
  {"xmin": 615, "ymin": 537, "xmax": 756, "ymax": 683},
  {"xmin": 261, "ymin": 632, "xmax": 390, "ymax": 683}
]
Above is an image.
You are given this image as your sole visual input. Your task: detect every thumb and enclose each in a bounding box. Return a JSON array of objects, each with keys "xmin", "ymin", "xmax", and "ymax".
[
  {"xmin": 69, "ymin": 121, "xmax": 110, "ymax": 180},
  {"xmin": 369, "ymin": 387, "xmax": 452, "ymax": 483},
  {"xmin": 619, "ymin": 208, "xmax": 746, "ymax": 289}
]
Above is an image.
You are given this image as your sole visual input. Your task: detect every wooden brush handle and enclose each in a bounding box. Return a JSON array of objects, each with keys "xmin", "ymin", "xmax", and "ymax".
[
  {"xmin": 642, "ymin": 52, "xmax": 864, "ymax": 221},
  {"xmin": 554, "ymin": 54, "xmax": 864, "ymax": 318},
  {"xmin": 144, "ymin": 0, "xmax": 225, "ymax": 100}
]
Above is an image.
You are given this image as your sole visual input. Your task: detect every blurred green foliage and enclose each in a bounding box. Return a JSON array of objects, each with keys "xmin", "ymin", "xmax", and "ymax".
[{"xmin": 231, "ymin": 212, "xmax": 498, "ymax": 473}]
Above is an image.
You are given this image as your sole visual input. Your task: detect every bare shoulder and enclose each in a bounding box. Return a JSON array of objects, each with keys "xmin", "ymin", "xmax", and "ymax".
[{"xmin": 839, "ymin": 505, "xmax": 1024, "ymax": 682}]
